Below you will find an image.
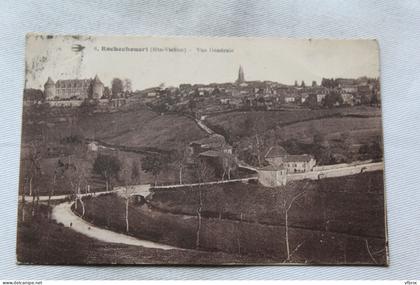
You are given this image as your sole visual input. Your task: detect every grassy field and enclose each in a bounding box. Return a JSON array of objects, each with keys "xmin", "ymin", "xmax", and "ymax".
[
  {"xmin": 77, "ymin": 171, "xmax": 387, "ymax": 264},
  {"xmin": 16, "ymin": 203, "xmax": 270, "ymax": 265},
  {"xmin": 205, "ymin": 106, "xmax": 381, "ymax": 139},
  {"xmin": 22, "ymin": 105, "xmax": 206, "ymax": 152},
  {"xmin": 276, "ymin": 116, "xmax": 382, "ymax": 144},
  {"xmin": 104, "ymin": 113, "xmax": 206, "ymax": 151}
]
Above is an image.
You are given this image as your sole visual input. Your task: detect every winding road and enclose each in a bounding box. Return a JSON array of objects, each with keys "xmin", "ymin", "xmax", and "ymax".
[{"xmin": 51, "ymin": 201, "xmax": 182, "ymax": 250}]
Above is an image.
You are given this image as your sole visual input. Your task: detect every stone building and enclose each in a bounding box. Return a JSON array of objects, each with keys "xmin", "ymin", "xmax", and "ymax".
[
  {"xmin": 257, "ymin": 165, "xmax": 287, "ymax": 187},
  {"xmin": 265, "ymin": 145, "xmax": 316, "ymax": 173},
  {"xmin": 44, "ymin": 75, "xmax": 104, "ymax": 100},
  {"xmin": 189, "ymin": 134, "xmax": 232, "ymax": 156}
]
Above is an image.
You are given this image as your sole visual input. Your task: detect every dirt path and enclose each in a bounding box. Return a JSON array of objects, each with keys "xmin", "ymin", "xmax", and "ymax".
[
  {"xmin": 195, "ymin": 119, "xmax": 214, "ymax": 135},
  {"xmin": 51, "ymin": 201, "xmax": 182, "ymax": 250}
]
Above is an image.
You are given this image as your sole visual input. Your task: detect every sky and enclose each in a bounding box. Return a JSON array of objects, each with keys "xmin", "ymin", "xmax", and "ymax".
[{"xmin": 25, "ymin": 34, "xmax": 379, "ymax": 90}]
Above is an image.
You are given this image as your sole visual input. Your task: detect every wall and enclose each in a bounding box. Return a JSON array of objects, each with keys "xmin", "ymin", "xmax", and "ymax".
[
  {"xmin": 257, "ymin": 169, "xmax": 287, "ymax": 187},
  {"xmin": 47, "ymin": 100, "xmax": 83, "ymax": 107},
  {"xmin": 313, "ymin": 160, "xmax": 373, "ymax": 171},
  {"xmin": 288, "ymin": 162, "xmax": 383, "ymax": 182}
]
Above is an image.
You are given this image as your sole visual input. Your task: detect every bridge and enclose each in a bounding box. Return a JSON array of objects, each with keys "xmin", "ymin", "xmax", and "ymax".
[{"xmin": 151, "ymin": 176, "xmax": 258, "ymax": 190}]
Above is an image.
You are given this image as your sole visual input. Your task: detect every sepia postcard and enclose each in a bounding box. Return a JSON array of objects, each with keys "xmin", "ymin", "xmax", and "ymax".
[{"xmin": 17, "ymin": 34, "xmax": 387, "ymax": 265}]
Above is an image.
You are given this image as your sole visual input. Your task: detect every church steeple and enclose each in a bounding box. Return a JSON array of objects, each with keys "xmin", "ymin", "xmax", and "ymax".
[{"xmin": 237, "ymin": 65, "xmax": 245, "ymax": 83}]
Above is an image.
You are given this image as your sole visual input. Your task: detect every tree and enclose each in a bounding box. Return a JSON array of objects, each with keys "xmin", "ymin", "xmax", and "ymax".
[
  {"xmin": 371, "ymin": 92, "xmax": 380, "ymax": 107},
  {"xmin": 22, "ymin": 142, "xmax": 44, "ymax": 217},
  {"xmin": 192, "ymin": 159, "xmax": 213, "ymax": 248},
  {"xmin": 65, "ymin": 159, "xmax": 91, "ymax": 217},
  {"xmin": 93, "ymin": 154, "xmax": 121, "ymax": 191},
  {"xmin": 359, "ymin": 141, "xmax": 382, "ymax": 161},
  {"xmin": 111, "ymin": 78, "xmax": 124, "ymax": 98},
  {"xmin": 313, "ymin": 132, "xmax": 325, "ymax": 146},
  {"xmin": 188, "ymin": 99, "xmax": 196, "ymax": 113},
  {"xmin": 131, "ymin": 160, "xmax": 141, "ymax": 183},
  {"xmin": 141, "ymin": 154, "xmax": 165, "ymax": 186},
  {"xmin": 46, "ymin": 159, "xmax": 68, "ymax": 219},
  {"xmin": 79, "ymin": 98, "xmax": 98, "ymax": 116},
  {"xmin": 23, "ymin": 88, "xmax": 45, "ymax": 102},
  {"xmin": 118, "ymin": 161, "xmax": 141, "ymax": 233},
  {"xmin": 278, "ymin": 182, "xmax": 309, "ymax": 262},
  {"xmin": 323, "ymin": 91, "xmax": 343, "ymax": 108},
  {"xmin": 196, "ymin": 188, "xmax": 203, "ymax": 249},
  {"xmin": 221, "ymin": 153, "xmax": 236, "ymax": 180},
  {"xmin": 194, "ymin": 159, "xmax": 215, "ymax": 183},
  {"xmin": 102, "ymin": 87, "xmax": 111, "ymax": 99},
  {"xmin": 211, "ymin": 87, "xmax": 221, "ymax": 96},
  {"xmin": 321, "ymin": 78, "xmax": 337, "ymax": 89},
  {"xmin": 340, "ymin": 131, "xmax": 352, "ymax": 159},
  {"xmin": 244, "ymin": 112, "xmax": 265, "ymax": 167},
  {"xmin": 294, "ymin": 80, "xmax": 298, "ymax": 87},
  {"xmin": 172, "ymin": 149, "xmax": 188, "ymax": 184},
  {"xmin": 361, "ymin": 93, "xmax": 371, "ymax": 105},
  {"xmin": 27, "ymin": 142, "xmax": 43, "ymax": 196},
  {"xmin": 123, "ymin": 78, "xmax": 132, "ymax": 93},
  {"xmin": 304, "ymin": 94, "xmax": 318, "ymax": 108},
  {"xmin": 301, "ymin": 80, "xmax": 306, "ymax": 88}
]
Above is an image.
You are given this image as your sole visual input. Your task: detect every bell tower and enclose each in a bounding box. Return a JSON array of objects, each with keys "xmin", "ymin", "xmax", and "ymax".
[{"xmin": 237, "ymin": 65, "xmax": 245, "ymax": 84}]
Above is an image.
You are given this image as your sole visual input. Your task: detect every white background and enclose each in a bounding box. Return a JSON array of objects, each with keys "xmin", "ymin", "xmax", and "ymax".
[{"xmin": 0, "ymin": 0, "xmax": 419, "ymax": 280}]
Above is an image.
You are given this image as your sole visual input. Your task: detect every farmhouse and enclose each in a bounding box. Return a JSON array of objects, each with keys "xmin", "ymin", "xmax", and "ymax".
[
  {"xmin": 282, "ymin": 154, "xmax": 316, "ymax": 173},
  {"xmin": 88, "ymin": 141, "xmax": 99, "ymax": 152},
  {"xmin": 265, "ymin": 145, "xmax": 316, "ymax": 173},
  {"xmin": 189, "ymin": 134, "xmax": 232, "ymax": 155}
]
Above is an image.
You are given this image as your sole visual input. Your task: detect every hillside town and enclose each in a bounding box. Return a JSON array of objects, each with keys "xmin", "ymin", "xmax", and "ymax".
[{"xmin": 24, "ymin": 66, "xmax": 380, "ymax": 115}]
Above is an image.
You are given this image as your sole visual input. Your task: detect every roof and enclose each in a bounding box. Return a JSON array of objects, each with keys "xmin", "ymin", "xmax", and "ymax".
[
  {"xmin": 265, "ymin": 145, "xmax": 288, "ymax": 158},
  {"xmin": 283, "ymin": 154, "xmax": 314, "ymax": 163},
  {"xmin": 55, "ymin": 78, "xmax": 92, "ymax": 88},
  {"xmin": 190, "ymin": 134, "xmax": 226, "ymax": 148},
  {"xmin": 93, "ymin": 75, "xmax": 103, "ymax": 84},
  {"xmin": 199, "ymin": 150, "xmax": 224, "ymax": 158},
  {"xmin": 336, "ymin": 78, "xmax": 356, "ymax": 85},
  {"xmin": 45, "ymin": 77, "xmax": 55, "ymax": 85}
]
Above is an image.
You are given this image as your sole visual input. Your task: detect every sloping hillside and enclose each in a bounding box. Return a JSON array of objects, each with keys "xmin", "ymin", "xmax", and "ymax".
[{"xmin": 104, "ymin": 113, "xmax": 206, "ymax": 151}]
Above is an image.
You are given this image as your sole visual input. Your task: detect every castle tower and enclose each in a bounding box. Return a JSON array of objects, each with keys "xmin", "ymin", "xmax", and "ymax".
[
  {"xmin": 92, "ymin": 75, "xmax": 104, "ymax": 99},
  {"xmin": 44, "ymin": 77, "xmax": 56, "ymax": 100},
  {"xmin": 237, "ymin": 65, "xmax": 245, "ymax": 84}
]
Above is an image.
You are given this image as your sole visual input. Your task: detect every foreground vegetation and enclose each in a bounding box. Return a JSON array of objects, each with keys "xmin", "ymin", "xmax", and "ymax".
[
  {"xmin": 17, "ymin": 203, "xmax": 269, "ymax": 265},
  {"xmin": 75, "ymin": 171, "xmax": 387, "ymax": 264}
]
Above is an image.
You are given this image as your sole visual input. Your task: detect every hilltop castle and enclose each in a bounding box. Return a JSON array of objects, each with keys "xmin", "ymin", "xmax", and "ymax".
[{"xmin": 44, "ymin": 75, "xmax": 104, "ymax": 100}]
